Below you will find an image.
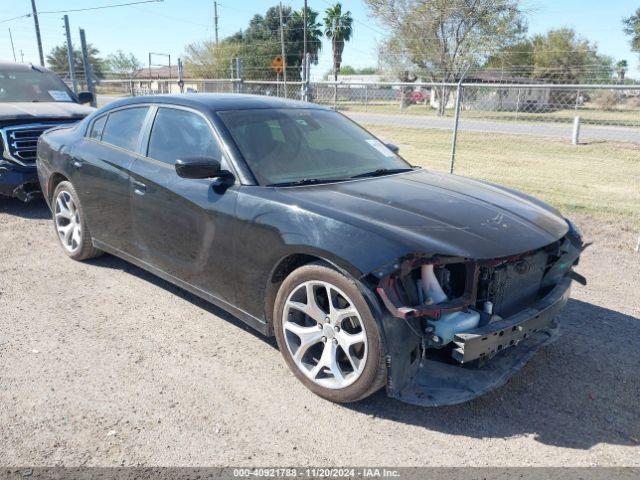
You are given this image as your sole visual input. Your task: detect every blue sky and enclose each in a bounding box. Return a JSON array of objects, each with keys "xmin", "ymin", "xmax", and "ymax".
[{"xmin": 1, "ymin": 0, "xmax": 638, "ymax": 79}]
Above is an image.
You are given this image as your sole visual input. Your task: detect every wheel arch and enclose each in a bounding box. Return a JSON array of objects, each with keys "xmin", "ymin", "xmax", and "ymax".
[
  {"xmin": 263, "ymin": 249, "xmax": 365, "ymax": 336},
  {"xmin": 48, "ymin": 172, "xmax": 69, "ymax": 202}
]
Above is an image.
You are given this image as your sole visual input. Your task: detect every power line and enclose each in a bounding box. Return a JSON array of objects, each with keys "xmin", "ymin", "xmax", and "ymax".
[
  {"xmin": 0, "ymin": 14, "xmax": 31, "ymax": 25},
  {"xmin": 38, "ymin": 0, "xmax": 164, "ymax": 15}
]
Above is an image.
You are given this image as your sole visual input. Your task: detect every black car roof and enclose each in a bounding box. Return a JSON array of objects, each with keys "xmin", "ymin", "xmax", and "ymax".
[{"xmin": 103, "ymin": 93, "xmax": 330, "ymax": 113}]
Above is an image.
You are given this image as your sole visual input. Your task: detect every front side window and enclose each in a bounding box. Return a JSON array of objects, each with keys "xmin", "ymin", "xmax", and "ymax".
[
  {"xmin": 217, "ymin": 108, "xmax": 411, "ymax": 186},
  {"xmin": 147, "ymin": 107, "xmax": 221, "ymax": 165},
  {"xmin": 101, "ymin": 107, "xmax": 149, "ymax": 152}
]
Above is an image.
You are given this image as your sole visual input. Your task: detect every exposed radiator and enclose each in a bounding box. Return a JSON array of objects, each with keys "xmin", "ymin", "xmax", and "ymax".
[{"xmin": 489, "ymin": 250, "xmax": 549, "ymax": 317}]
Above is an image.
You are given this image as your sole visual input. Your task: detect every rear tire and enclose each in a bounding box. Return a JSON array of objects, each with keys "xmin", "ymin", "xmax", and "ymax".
[
  {"xmin": 274, "ymin": 263, "xmax": 386, "ymax": 403},
  {"xmin": 52, "ymin": 181, "xmax": 102, "ymax": 261}
]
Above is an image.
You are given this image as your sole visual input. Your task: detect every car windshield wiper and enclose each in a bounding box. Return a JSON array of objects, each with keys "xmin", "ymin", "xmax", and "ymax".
[
  {"xmin": 267, "ymin": 177, "xmax": 347, "ymax": 187},
  {"xmin": 349, "ymin": 167, "xmax": 415, "ymax": 179}
]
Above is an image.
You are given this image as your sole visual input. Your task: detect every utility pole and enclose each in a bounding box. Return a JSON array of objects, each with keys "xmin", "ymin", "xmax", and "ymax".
[
  {"xmin": 20, "ymin": 50, "xmax": 24, "ymax": 63},
  {"xmin": 63, "ymin": 15, "xmax": 78, "ymax": 94},
  {"xmin": 8, "ymin": 28, "xmax": 16, "ymax": 62},
  {"xmin": 213, "ymin": 1, "xmax": 219, "ymax": 45},
  {"xmin": 30, "ymin": 0, "xmax": 45, "ymax": 66},
  {"xmin": 177, "ymin": 58, "xmax": 184, "ymax": 93},
  {"xmin": 301, "ymin": 0, "xmax": 307, "ymax": 100},
  {"xmin": 279, "ymin": 2, "xmax": 287, "ymax": 98},
  {"xmin": 79, "ymin": 28, "xmax": 96, "ymax": 107}
]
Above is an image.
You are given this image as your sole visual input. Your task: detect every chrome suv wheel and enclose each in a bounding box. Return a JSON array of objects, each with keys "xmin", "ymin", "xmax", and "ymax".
[{"xmin": 274, "ymin": 263, "xmax": 386, "ymax": 403}]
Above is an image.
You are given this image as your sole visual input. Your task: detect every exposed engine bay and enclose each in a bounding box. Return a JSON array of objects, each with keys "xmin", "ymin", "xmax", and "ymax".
[{"xmin": 372, "ymin": 230, "xmax": 586, "ymax": 406}]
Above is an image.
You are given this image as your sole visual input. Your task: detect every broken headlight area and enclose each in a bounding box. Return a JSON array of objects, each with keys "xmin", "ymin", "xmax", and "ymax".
[
  {"xmin": 375, "ymin": 235, "xmax": 585, "ymax": 364},
  {"xmin": 372, "ymin": 236, "xmax": 585, "ymax": 405}
]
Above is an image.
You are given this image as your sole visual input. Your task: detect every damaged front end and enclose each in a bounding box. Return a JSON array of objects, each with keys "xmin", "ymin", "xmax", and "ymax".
[{"xmin": 371, "ymin": 228, "xmax": 586, "ymax": 406}]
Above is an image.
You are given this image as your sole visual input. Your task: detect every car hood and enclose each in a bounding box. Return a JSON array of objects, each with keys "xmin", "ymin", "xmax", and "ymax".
[
  {"xmin": 0, "ymin": 102, "xmax": 93, "ymax": 122},
  {"xmin": 274, "ymin": 169, "xmax": 569, "ymax": 260}
]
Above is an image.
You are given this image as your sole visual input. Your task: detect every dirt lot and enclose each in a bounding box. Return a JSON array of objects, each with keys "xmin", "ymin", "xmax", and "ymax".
[{"xmin": 0, "ymin": 198, "xmax": 639, "ymax": 467}]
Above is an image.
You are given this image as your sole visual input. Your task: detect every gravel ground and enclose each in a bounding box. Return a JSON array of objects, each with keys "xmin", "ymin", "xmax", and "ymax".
[{"xmin": 0, "ymin": 198, "xmax": 638, "ymax": 467}]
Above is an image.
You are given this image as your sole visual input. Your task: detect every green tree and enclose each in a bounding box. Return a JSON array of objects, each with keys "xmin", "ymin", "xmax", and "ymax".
[
  {"xmin": 484, "ymin": 40, "xmax": 535, "ymax": 77},
  {"xmin": 46, "ymin": 43, "xmax": 105, "ymax": 80},
  {"xmin": 184, "ymin": 40, "xmax": 240, "ymax": 78},
  {"xmin": 209, "ymin": 5, "xmax": 323, "ymax": 81},
  {"xmin": 323, "ymin": 3, "xmax": 353, "ymax": 82},
  {"xmin": 106, "ymin": 50, "xmax": 141, "ymax": 78},
  {"xmin": 623, "ymin": 8, "xmax": 640, "ymax": 58},
  {"xmin": 326, "ymin": 65, "xmax": 378, "ymax": 77},
  {"xmin": 289, "ymin": 6, "xmax": 323, "ymax": 67},
  {"xmin": 366, "ymin": 0, "xmax": 525, "ymax": 115},
  {"xmin": 531, "ymin": 28, "xmax": 612, "ymax": 84}
]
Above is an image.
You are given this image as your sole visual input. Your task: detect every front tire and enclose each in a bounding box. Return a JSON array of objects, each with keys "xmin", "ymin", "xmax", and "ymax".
[
  {"xmin": 274, "ymin": 263, "xmax": 386, "ymax": 403},
  {"xmin": 52, "ymin": 181, "xmax": 101, "ymax": 261}
]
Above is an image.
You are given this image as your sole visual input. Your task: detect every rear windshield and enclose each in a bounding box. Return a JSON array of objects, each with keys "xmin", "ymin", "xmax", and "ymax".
[{"xmin": 0, "ymin": 69, "xmax": 75, "ymax": 103}]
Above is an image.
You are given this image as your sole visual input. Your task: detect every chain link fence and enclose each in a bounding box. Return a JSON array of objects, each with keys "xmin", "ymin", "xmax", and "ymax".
[{"xmin": 92, "ymin": 77, "xmax": 640, "ymax": 234}]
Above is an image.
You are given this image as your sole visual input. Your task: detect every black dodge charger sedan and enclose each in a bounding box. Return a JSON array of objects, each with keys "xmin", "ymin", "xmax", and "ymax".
[{"xmin": 36, "ymin": 94, "xmax": 585, "ymax": 406}]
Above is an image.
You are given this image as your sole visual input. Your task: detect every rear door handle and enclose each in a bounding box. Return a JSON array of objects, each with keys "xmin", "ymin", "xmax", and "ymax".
[{"xmin": 132, "ymin": 180, "xmax": 146, "ymax": 196}]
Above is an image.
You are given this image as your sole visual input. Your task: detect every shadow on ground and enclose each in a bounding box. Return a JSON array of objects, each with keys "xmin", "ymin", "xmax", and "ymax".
[
  {"xmin": 0, "ymin": 197, "xmax": 50, "ymax": 220},
  {"xmin": 349, "ymin": 299, "xmax": 640, "ymax": 450},
  {"xmin": 85, "ymin": 252, "xmax": 640, "ymax": 451},
  {"xmin": 86, "ymin": 253, "xmax": 277, "ymax": 347}
]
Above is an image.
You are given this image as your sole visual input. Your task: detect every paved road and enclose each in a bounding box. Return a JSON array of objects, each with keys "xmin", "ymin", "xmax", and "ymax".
[
  {"xmin": 1, "ymin": 198, "xmax": 639, "ymax": 467},
  {"xmin": 97, "ymin": 94, "xmax": 640, "ymax": 143},
  {"xmin": 346, "ymin": 112, "xmax": 640, "ymax": 143}
]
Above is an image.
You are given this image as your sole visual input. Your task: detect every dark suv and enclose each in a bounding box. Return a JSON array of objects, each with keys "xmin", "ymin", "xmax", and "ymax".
[{"xmin": 0, "ymin": 62, "xmax": 94, "ymax": 201}]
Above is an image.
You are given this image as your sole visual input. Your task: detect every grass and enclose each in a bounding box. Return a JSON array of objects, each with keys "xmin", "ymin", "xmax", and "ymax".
[
  {"xmin": 337, "ymin": 103, "xmax": 640, "ymax": 127},
  {"xmin": 364, "ymin": 124, "xmax": 640, "ymax": 228}
]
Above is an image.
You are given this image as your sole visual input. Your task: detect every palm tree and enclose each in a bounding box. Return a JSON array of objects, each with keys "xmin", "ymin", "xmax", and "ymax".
[
  {"xmin": 290, "ymin": 6, "xmax": 323, "ymax": 76},
  {"xmin": 323, "ymin": 2, "xmax": 353, "ymax": 84}
]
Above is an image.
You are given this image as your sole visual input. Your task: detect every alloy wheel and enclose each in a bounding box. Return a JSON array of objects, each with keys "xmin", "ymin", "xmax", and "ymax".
[
  {"xmin": 282, "ymin": 280, "xmax": 368, "ymax": 389},
  {"xmin": 54, "ymin": 190, "xmax": 82, "ymax": 254}
]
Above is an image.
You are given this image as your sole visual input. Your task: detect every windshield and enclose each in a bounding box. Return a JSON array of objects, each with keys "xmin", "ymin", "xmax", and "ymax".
[
  {"xmin": 217, "ymin": 108, "xmax": 412, "ymax": 186},
  {"xmin": 0, "ymin": 69, "xmax": 75, "ymax": 103}
]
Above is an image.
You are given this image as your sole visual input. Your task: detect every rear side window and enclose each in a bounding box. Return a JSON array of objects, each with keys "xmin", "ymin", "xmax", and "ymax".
[
  {"xmin": 89, "ymin": 115, "xmax": 106, "ymax": 140},
  {"xmin": 147, "ymin": 107, "xmax": 221, "ymax": 164},
  {"xmin": 101, "ymin": 107, "xmax": 149, "ymax": 152}
]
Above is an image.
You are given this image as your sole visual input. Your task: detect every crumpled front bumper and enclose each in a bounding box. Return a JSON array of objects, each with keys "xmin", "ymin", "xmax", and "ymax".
[
  {"xmin": 384, "ymin": 277, "xmax": 571, "ymax": 407},
  {"xmin": 0, "ymin": 162, "xmax": 40, "ymax": 201}
]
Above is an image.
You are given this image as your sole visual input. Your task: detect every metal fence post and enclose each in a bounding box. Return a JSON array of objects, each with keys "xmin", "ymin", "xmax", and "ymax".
[
  {"xmin": 515, "ymin": 88, "xmax": 521, "ymax": 119},
  {"xmin": 364, "ymin": 84, "xmax": 368, "ymax": 111},
  {"xmin": 572, "ymin": 116, "xmax": 581, "ymax": 145},
  {"xmin": 78, "ymin": 28, "xmax": 96, "ymax": 107},
  {"xmin": 449, "ymin": 83, "xmax": 463, "ymax": 174}
]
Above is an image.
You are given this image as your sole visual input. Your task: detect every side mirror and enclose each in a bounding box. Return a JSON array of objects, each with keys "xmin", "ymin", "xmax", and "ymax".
[
  {"xmin": 77, "ymin": 91, "xmax": 94, "ymax": 105},
  {"xmin": 386, "ymin": 143, "xmax": 400, "ymax": 154},
  {"xmin": 175, "ymin": 156, "xmax": 231, "ymax": 180}
]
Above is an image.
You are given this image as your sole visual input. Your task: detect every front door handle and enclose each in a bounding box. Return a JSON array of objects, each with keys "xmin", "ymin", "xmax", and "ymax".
[{"xmin": 132, "ymin": 180, "xmax": 146, "ymax": 196}]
